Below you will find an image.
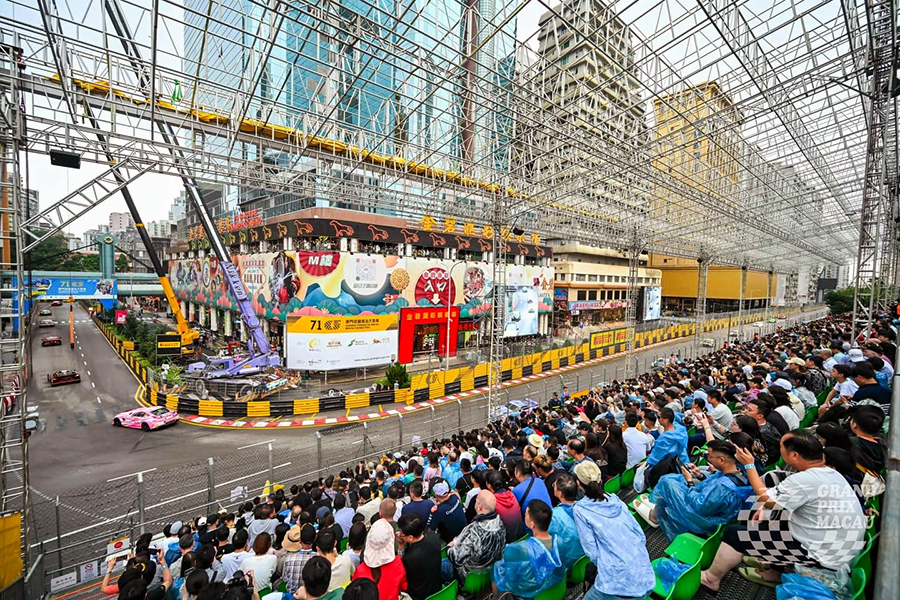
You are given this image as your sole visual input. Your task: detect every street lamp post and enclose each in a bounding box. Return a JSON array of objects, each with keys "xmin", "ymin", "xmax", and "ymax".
[{"xmin": 445, "ymin": 260, "xmax": 466, "ymax": 373}]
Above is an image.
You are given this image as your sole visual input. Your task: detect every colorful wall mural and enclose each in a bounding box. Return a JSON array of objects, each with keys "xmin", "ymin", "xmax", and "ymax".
[{"xmin": 168, "ymin": 252, "xmax": 554, "ymax": 322}]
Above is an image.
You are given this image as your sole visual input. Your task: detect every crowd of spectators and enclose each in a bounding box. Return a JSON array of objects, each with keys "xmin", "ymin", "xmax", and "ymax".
[{"xmin": 101, "ymin": 313, "xmax": 891, "ymax": 600}]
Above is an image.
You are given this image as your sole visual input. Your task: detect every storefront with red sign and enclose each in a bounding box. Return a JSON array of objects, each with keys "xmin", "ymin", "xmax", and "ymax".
[{"xmin": 398, "ymin": 306, "xmax": 460, "ymax": 363}]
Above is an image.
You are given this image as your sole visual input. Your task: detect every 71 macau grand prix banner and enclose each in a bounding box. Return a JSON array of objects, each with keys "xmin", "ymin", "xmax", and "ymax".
[
  {"xmin": 20, "ymin": 277, "xmax": 117, "ymax": 300},
  {"xmin": 285, "ymin": 315, "xmax": 399, "ymax": 371}
]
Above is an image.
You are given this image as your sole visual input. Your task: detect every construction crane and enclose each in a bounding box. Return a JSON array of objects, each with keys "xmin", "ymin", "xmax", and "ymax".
[{"xmin": 98, "ymin": 0, "xmax": 280, "ymax": 380}]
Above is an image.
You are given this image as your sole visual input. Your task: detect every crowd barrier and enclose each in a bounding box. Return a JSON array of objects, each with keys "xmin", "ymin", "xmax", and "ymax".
[{"xmin": 95, "ymin": 307, "xmax": 817, "ymax": 418}]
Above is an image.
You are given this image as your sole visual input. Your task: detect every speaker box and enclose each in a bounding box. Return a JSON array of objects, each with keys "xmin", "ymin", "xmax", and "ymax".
[{"xmin": 49, "ymin": 149, "xmax": 81, "ymax": 169}]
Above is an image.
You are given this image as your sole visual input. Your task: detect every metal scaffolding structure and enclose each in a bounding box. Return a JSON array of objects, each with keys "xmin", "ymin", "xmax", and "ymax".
[
  {"xmin": 0, "ymin": 38, "xmax": 30, "ymax": 560},
  {"xmin": 0, "ymin": 0, "xmax": 897, "ymax": 582},
  {"xmin": 693, "ymin": 252, "xmax": 710, "ymax": 355},
  {"xmin": 0, "ymin": 0, "xmax": 889, "ymax": 270}
]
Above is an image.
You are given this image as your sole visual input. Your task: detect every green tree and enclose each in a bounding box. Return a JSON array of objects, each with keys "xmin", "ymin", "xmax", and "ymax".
[
  {"xmin": 81, "ymin": 253, "xmax": 101, "ymax": 271},
  {"xmin": 825, "ymin": 287, "xmax": 855, "ymax": 314},
  {"xmin": 115, "ymin": 253, "xmax": 132, "ymax": 273},
  {"xmin": 24, "ymin": 230, "xmax": 69, "ymax": 270},
  {"xmin": 384, "ymin": 363, "xmax": 411, "ymax": 389}
]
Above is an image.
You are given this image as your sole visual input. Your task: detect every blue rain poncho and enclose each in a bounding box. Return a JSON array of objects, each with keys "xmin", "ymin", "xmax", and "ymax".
[
  {"xmin": 442, "ymin": 459, "xmax": 463, "ymax": 489},
  {"xmin": 650, "ymin": 470, "xmax": 754, "ymax": 542},
  {"xmin": 573, "ymin": 494, "xmax": 655, "ymax": 599},
  {"xmin": 549, "ymin": 504, "xmax": 584, "ymax": 570},
  {"xmin": 646, "ymin": 425, "xmax": 689, "ymax": 467},
  {"xmin": 492, "ymin": 536, "xmax": 565, "ymax": 598}
]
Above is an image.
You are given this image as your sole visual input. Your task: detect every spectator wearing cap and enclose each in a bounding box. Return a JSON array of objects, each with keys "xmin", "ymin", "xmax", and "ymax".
[
  {"xmin": 280, "ymin": 525, "xmax": 317, "ymax": 593},
  {"xmin": 426, "ymin": 479, "xmax": 466, "ymax": 543},
  {"xmin": 352, "ymin": 519, "xmax": 407, "ymax": 600},
  {"xmin": 491, "ymin": 500, "xmax": 564, "ymax": 599},
  {"xmin": 572, "ymin": 461, "xmax": 655, "ymax": 600},
  {"xmin": 397, "ymin": 513, "xmax": 442, "ymax": 600}
]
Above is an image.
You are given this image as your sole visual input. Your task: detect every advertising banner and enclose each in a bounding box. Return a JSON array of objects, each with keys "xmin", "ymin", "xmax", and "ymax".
[
  {"xmin": 170, "ymin": 252, "xmax": 552, "ymax": 325},
  {"xmin": 21, "ymin": 277, "xmax": 116, "ymax": 300},
  {"xmin": 285, "ymin": 315, "xmax": 398, "ymax": 371},
  {"xmin": 115, "ymin": 310, "xmax": 128, "ymax": 325},
  {"xmin": 156, "ymin": 334, "xmax": 182, "ymax": 356},
  {"xmin": 590, "ymin": 328, "xmax": 628, "ymax": 350}
]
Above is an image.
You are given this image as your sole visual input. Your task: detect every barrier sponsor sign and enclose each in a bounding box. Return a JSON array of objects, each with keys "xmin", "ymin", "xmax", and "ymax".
[
  {"xmin": 19, "ymin": 277, "xmax": 116, "ymax": 300},
  {"xmin": 156, "ymin": 334, "xmax": 182, "ymax": 356},
  {"xmin": 50, "ymin": 572, "xmax": 77, "ymax": 593},
  {"xmin": 80, "ymin": 560, "xmax": 99, "ymax": 582},
  {"xmin": 115, "ymin": 310, "xmax": 128, "ymax": 324},
  {"xmin": 286, "ymin": 315, "xmax": 398, "ymax": 371},
  {"xmin": 590, "ymin": 328, "xmax": 627, "ymax": 350}
]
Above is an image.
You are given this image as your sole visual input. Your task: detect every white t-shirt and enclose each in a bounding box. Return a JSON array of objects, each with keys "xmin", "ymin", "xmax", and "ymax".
[
  {"xmin": 623, "ymin": 427, "xmax": 654, "ymax": 468},
  {"xmin": 329, "ymin": 553, "xmax": 354, "ymax": 591},
  {"xmin": 834, "ymin": 379, "xmax": 859, "ymax": 399},
  {"xmin": 767, "ymin": 467, "xmax": 866, "ymax": 570},
  {"xmin": 774, "ymin": 405, "xmax": 800, "ymax": 430},
  {"xmin": 220, "ymin": 551, "xmax": 250, "ymax": 581},
  {"xmin": 709, "ymin": 403, "xmax": 734, "ymax": 439},
  {"xmin": 239, "ymin": 553, "xmax": 278, "ymax": 589}
]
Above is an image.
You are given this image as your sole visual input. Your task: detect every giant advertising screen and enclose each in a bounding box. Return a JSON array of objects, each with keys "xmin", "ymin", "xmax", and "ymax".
[
  {"xmin": 21, "ymin": 277, "xmax": 117, "ymax": 300},
  {"xmin": 285, "ymin": 315, "xmax": 398, "ymax": 371},
  {"xmin": 642, "ymin": 286, "xmax": 662, "ymax": 321},
  {"xmin": 504, "ymin": 286, "xmax": 539, "ymax": 337}
]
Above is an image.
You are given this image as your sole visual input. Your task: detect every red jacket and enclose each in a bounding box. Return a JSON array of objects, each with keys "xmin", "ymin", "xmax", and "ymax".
[{"xmin": 353, "ymin": 556, "xmax": 407, "ymax": 600}]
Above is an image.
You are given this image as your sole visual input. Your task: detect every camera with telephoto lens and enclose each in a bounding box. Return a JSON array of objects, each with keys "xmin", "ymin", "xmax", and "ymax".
[{"xmin": 227, "ymin": 570, "xmax": 252, "ymax": 589}]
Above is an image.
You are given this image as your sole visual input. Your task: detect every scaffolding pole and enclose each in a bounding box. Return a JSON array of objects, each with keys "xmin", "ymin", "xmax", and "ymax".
[
  {"xmin": 624, "ymin": 227, "xmax": 643, "ymax": 379},
  {"xmin": 693, "ymin": 252, "xmax": 710, "ymax": 356},
  {"xmin": 737, "ymin": 264, "xmax": 747, "ymax": 341}
]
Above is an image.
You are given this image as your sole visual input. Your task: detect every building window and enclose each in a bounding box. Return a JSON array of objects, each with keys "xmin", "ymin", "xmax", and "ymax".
[
  {"xmin": 577, "ymin": 290, "xmax": 587, "ymax": 301},
  {"xmin": 558, "ymin": 273, "xmax": 566, "ymax": 281},
  {"xmin": 575, "ymin": 274, "xmax": 586, "ymax": 282},
  {"xmin": 588, "ymin": 274, "xmax": 598, "ymax": 282},
  {"xmin": 588, "ymin": 290, "xmax": 597, "ymax": 300}
]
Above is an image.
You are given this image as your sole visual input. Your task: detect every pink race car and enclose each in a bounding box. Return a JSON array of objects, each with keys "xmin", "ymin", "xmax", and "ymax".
[{"xmin": 113, "ymin": 406, "xmax": 179, "ymax": 431}]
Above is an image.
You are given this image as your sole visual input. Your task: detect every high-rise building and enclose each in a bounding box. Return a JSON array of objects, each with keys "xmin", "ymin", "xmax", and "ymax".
[
  {"xmin": 168, "ymin": 192, "xmax": 186, "ymax": 224},
  {"xmin": 109, "ymin": 212, "xmax": 134, "ymax": 232},
  {"xmin": 517, "ymin": 0, "xmax": 648, "ymax": 220},
  {"xmin": 652, "ymin": 82, "xmax": 743, "ymax": 225},
  {"xmin": 181, "ymin": 0, "xmax": 517, "ymax": 222},
  {"xmin": 24, "ymin": 188, "xmax": 39, "ymax": 218},
  {"xmin": 146, "ymin": 220, "xmax": 175, "ymax": 238}
]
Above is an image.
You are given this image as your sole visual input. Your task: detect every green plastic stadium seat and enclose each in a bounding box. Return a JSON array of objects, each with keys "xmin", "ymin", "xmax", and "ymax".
[
  {"xmin": 650, "ymin": 558, "xmax": 701, "ymax": 600},
  {"xmin": 621, "ymin": 465, "xmax": 637, "ymax": 488},
  {"xmin": 534, "ymin": 578, "xmax": 566, "ymax": 600},
  {"xmin": 460, "ymin": 569, "xmax": 491, "ymax": 595},
  {"xmin": 567, "ymin": 555, "xmax": 590, "ymax": 585},
  {"xmin": 852, "ymin": 532, "xmax": 878, "ymax": 588},
  {"xmin": 604, "ymin": 475, "xmax": 621, "ymax": 495},
  {"xmin": 340, "ymin": 537, "xmax": 349, "ymax": 553},
  {"xmin": 664, "ymin": 525, "xmax": 725, "ymax": 570},
  {"xmin": 425, "ymin": 580, "xmax": 458, "ymax": 600}
]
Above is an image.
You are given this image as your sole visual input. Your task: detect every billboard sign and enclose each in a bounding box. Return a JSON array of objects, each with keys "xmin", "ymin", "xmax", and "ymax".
[
  {"xmin": 504, "ymin": 286, "xmax": 539, "ymax": 337},
  {"xmin": 156, "ymin": 334, "xmax": 182, "ymax": 356},
  {"xmin": 590, "ymin": 328, "xmax": 627, "ymax": 350},
  {"xmin": 21, "ymin": 277, "xmax": 117, "ymax": 300},
  {"xmin": 286, "ymin": 315, "xmax": 398, "ymax": 371},
  {"xmin": 642, "ymin": 286, "xmax": 662, "ymax": 321}
]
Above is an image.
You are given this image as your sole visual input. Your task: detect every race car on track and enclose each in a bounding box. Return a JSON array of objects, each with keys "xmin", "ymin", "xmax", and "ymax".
[
  {"xmin": 39, "ymin": 308, "xmax": 52, "ymax": 316},
  {"xmin": 48, "ymin": 370, "xmax": 80, "ymax": 386},
  {"xmin": 38, "ymin": 319, "xmax": 55, "ymax": 328},
  {"xmin": 113, "ymin": 406, "xmax": 179, "ymax": 431},
  {"xmin": 41, "ymin": 336, "xmax": 62, "ymax": 347},
  {"xmin": 50, "ymin": 300, "xmax": 62, "ymax": 306}
]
